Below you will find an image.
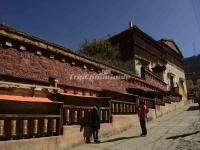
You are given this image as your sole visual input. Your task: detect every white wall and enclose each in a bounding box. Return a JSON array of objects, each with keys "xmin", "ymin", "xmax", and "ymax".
[{"xmin": 164, "ymin": 62, "xmax": 187, "ymax": 100}]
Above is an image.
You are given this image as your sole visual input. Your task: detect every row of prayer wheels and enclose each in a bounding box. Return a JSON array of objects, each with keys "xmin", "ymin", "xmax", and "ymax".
[
  {"xmin": 64, "ymin": 109, "xmax": 109, "ymax": 124},
  {"xmin": 146, "ymin": 100, "xmax": 154, "ymax": 108},
  {"xmin": 0, "ymin": 119, "xmax": 57, "ymax": 138},
  {"xmin": 138, "ymin": 99, "xmax": 155, "ymax": 108},
  {"xmin": 112, "ymin": 103, "xmax": 136, "ymax": 114}
]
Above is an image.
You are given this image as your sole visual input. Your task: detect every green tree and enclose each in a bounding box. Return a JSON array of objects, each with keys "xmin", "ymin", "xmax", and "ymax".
[
  {"xmin": 79, "ymin": 39, "xmax": 119, "ymax": 65},
  {"xmin": 79, "ymin": 39, "xmax": 136, "ymax": 74}
]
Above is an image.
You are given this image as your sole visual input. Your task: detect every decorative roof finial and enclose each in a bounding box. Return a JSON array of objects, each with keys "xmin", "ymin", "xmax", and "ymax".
[{"xmin": 129, "ymin": 20, "xmax": 133, "ymax": 28}]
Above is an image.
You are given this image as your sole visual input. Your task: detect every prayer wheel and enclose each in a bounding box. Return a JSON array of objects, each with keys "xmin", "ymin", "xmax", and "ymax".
[
  {"xmin": 65, "ymin": 109, "xmax": 70, "ymax": 123},
  {"xmin": 81, "ymin": 110, "xmax": 85, "ymax": 118},
  {"xmin": 120, "ymin": 104, "xmax": 122, "ymax": 113},
  {"xmin": 102, "ymin": 110, "xmax": 108, "ymax": 121},
  {"xmin": 11, "ymin": 120, "xmax": 17, "ymax": 136},
  {"xmin": 70, "ymin": 111, "xmax": 75, "ymax": 123},
  {"xmin": 130, "ymin": 105, "xmax": 133, "ymax": 113},
  {"xmin": 127, "ymin": 104, "xmax": 129, "ymax": 113},
  {"xmin": 22, "ymin": 120, "xmax": 28, "ymax": 135},
  {"xmin": 51, "ymin": 119, "xmax": 57, "ymax": 133},
  {"xmin": 100, "ymin": 110, "xmax": 103, "ymax": 121},
  {"xmin": 74, "ymin": 111, "xmax": 78, "ymax": 123},
  {"xmin": 0, "ymin": 120, "xmax": 4, "ymax": 136},
  {"xmin": 123, "ymin": 104, "xmax": 126, "ymax": 113},
  {"xmin": 112, "ymin": 103, "xmax": 115, "ymax": 113},
  {"xmin": 133, "ymin": 105, "xmax": 135, "ymax": 113},
  {"xmin": 77, "ymin": 110, "xmax": 81, "ymax": 123},
  {"xmin": 42, "ymin": 119, "xmax": 48, "ymax": 133},
  {"xmin": 32, "ymin": 119, "xmax": 38, "ymax": 134},
  {"xmin": 116, "ymin": 103, "xmax": 119, "ymax": 113},
  {"xmin": 105, "ymin": 111, "xmax": 108, "ymax": 121}
]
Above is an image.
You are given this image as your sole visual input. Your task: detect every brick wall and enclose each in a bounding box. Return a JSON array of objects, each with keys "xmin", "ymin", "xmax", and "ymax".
[{"xmin": 144, "ymin": 70, "xmax": 167, "ymax": 91}]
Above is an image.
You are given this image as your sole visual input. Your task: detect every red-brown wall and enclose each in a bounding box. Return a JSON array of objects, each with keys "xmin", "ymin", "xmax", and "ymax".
[{"xmin": 0, "ymin": 47, "xmax": 166, "ymax": 92}]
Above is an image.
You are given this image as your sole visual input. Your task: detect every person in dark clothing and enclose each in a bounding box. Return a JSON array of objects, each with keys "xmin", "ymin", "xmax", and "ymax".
[
  {"xmin": 137, "ymin": 101, "xmax": 149, "ymax": 136},
  {"xmin": 91, "ymin": 105, "xmax": 101, "ymax": 143}
]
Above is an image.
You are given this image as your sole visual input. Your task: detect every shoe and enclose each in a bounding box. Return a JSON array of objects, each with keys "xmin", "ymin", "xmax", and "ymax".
[
  {"xmin": 86, "ymin": 141, "xmax": 91, "ymax": 144},
  {"xmin": 143, "ymin": 134, "xmax": 147, "ymax": 137},
  {"xmin": 141, "ymin": 134, "xmax": 147, "ymax": 137},
  {"xmin": 95, "ymin": 140, "xmax": 100, "ymax": 143}
]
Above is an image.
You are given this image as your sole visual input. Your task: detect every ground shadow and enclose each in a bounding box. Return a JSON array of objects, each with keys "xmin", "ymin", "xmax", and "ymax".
[
  {"xmin": 186, "ymin": 106, "xmax": 199, "ymax": 111},
  {"xmin": 80, "ymin": 113, "xmax": 93, "ymax": 143},
  {"xmin": 166, "ymin": 131, "xmax": 200, "ymax": 140},
  {"xmin": 102, "ymin": 135, "xmax": 141, "ymax": 143},
  {"xmin": 80, "ymin": 124, "xmax": 93, "ymax": 143}
]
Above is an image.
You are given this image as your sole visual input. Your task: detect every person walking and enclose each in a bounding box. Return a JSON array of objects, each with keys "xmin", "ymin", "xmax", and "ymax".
[
  {"xmin": 137, "ymin": 101, "xmax": 149, "ymax": 136},
  {"xmin": 91, "ymin": 105, "xmax": 101, "ymax": 143}
]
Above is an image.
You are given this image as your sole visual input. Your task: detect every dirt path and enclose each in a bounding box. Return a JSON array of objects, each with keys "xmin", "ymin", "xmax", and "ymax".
[{"xmin": 71, "ymin": 104, "xmax": 200, "ymax": 150}]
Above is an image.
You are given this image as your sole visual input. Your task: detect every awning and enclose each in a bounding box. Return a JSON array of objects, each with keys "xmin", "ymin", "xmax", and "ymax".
[
  {"xmin": 127, "ymin": 88, "xmax": 151, "ymax": 96},
  {"xmin": 54, "ymin": 93, "xmax": 111, "ymax": 107},
  {"xmin": 101, "ymin": 89, "xmax": 138, "ymax": 97},
  {"xmin": 0, "ymin": 95, "xmax": 62, "ymax": 103},
  {"xmin": 127, "ymin": 88, "xmax": 157, "ymax": 97},
  {"xmin": 58, "ymin": 92, "xmax": 111, "ymax": 99},
  {"xmin": 137, "ymin": 95, "xmax": 154, "ymax": 101}
]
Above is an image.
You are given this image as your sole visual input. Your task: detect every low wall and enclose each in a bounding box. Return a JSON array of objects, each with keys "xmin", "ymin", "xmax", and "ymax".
[
  {"xmin": 0, "ymin": 115, "xmax": 139, "ymax": 150},
  {"xmin": 61, "ymin": 115, "xmax": 139, "ymax": 148},
  {"xmin": 147, "ymin": 101, "xmax": 185, "ymax": 121},
  {"xmin": 155, "ymin": 100, "xmax": 185, "ymax": 118},
  {"xmin": 0, "ymin": 101, "xmax": 185, "ymax": 150}
]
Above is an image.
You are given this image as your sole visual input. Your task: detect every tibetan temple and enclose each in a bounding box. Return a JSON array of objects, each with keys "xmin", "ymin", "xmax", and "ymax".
[{"xmin": 0, "ymin": 24, "xmax": 187, "ymax": 149}]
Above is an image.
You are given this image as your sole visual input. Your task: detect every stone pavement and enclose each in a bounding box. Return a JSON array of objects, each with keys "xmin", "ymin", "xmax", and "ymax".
[{"xmin": 71, "ymin": 104, "xmax": 200, "ymax": 150}]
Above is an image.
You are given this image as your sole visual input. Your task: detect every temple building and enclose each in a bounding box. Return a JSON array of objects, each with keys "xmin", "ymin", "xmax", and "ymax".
[
  {"xmin": 0, "ymin": 24, "xmax": 187, "ymax": 149},
  {"xmin": 109, "ymin": 21, "xmax": 187, "ymax": 102}
]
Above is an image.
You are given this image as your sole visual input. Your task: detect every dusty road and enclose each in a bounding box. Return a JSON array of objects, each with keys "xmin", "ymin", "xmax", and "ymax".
[{"xmin": 72, "ymin": 104, "xmax": 200, "ymax": 150}]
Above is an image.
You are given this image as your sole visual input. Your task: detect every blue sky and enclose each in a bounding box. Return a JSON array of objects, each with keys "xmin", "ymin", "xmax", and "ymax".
[{"xmin": 1, "ymin": 0, "xmax": 200, "ymax": 57}]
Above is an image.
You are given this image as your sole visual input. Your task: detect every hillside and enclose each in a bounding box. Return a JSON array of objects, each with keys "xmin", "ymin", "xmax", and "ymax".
[{"xmin": 183, "ymin": 54, "xmax": 200, "ymax": 73}]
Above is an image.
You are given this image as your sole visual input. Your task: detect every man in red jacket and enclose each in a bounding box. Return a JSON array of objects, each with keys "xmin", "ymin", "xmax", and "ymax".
[{"xmin": 137, "ymin": 101, "xmax": 149, "ymax": 136}]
